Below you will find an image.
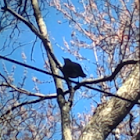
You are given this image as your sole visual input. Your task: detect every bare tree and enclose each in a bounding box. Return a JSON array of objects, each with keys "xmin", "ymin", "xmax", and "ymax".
[{"xmin": 0, "ymin": 0, "xmax": 139, "ymax": 140}]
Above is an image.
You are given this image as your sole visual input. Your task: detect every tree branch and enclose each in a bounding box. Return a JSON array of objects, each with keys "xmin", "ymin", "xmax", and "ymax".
[
  {"xmin": 80, "ymin": 59, "xmax": 139, "ymax": 85},
  {"xmin": 1, "ymin": 4, "xmax": 61, "ymax": 69},
  {"xmin": 0, "ymin": 95, "xmax": 56, "ymax": 118},
  {"xmin": 0, "ymin": 55, "xmax": 65, "ymax": 80},
  {"xmin": 1, "ymin": 55, "xmax": 140, "ymax": 105},
  {"xmin": 80, "ymin": 62, "xmax": 140, "ymax": 140}
]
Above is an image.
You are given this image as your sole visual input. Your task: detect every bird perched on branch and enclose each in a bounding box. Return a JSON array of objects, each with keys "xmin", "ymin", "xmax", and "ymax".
[{"xmin": 62, "ymin": 58, "xmax": 86, "ymax": 78}]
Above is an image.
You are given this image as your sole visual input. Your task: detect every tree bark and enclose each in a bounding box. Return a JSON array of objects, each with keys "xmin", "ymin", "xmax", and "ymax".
[
  {"xmin": 31, "ymin": 1, "xmax": 72, "ymax": 139},
  {"xmin": 79, "ymin": 62, "xmax": 140, "ymax": 140}
]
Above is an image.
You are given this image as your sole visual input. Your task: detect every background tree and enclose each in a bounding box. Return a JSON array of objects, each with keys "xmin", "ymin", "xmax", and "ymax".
[{"xmin": 0, "ymin": 0, "xmax": 139, "ymax": 140}]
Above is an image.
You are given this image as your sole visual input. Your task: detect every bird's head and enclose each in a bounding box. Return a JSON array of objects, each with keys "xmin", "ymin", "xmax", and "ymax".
[{"xmin": 63, "ymin": 58, "xmax": 72, "ymax": 64}]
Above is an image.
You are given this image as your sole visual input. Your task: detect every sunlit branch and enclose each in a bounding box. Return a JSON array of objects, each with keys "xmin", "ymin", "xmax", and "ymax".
[
  {"xmin": 1, "ymin": 4, "xmax": 61, "ymax": 69},
  {"xmin": 0, "ymin": 82, "xmax": 57, "ymax": 98},
  {"xmin": 0, "ymin": 96, "xmax": 57, "ymax": 118}
]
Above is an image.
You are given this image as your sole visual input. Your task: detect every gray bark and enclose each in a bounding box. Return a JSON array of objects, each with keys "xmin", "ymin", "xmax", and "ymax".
[{"xmin": 79, "ymin": 62, "xmax": 140, "ymax": 140}]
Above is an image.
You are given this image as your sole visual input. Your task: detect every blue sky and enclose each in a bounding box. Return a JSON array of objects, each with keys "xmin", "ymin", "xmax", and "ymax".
[
  {"xmin": 1, "ymin": 1, "xmax": 138, "ymax": 139},
  {"xmin": 0, "ymin": 0, "xmax": 137, "ymax": 116},
  {"xmin": 0, "ymin": 2, "xmax": 99, "ymax": 118}
]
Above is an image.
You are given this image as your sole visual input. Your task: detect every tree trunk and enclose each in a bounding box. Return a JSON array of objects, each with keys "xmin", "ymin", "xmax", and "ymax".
[{"xmin": 79, "ymin": 62, "xmax": 140, "ymax": 140}]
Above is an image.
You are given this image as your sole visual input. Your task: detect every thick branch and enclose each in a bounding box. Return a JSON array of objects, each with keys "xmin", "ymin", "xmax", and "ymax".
[
  {"xmin": 57, "ymin": 88, "xmax": 72, "ymax": 140},
  {"xmin": 31, "ymin": 1, "xmax": 71, "ymax": 140},
  {"xmin": 79, "ymin": 62, "xmax": 140, "ymax": 140}
]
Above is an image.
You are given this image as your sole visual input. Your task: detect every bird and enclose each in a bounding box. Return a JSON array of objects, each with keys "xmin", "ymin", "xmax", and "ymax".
[{"xmin": 62, "ymin": 58, "xmax": 86, "ymax": 78}]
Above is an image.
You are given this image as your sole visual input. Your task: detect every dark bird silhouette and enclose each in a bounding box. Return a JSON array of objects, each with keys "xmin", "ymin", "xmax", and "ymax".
[{"xmin": 62, "ymin": 58, "xmax": 86, "ymax": 78}]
